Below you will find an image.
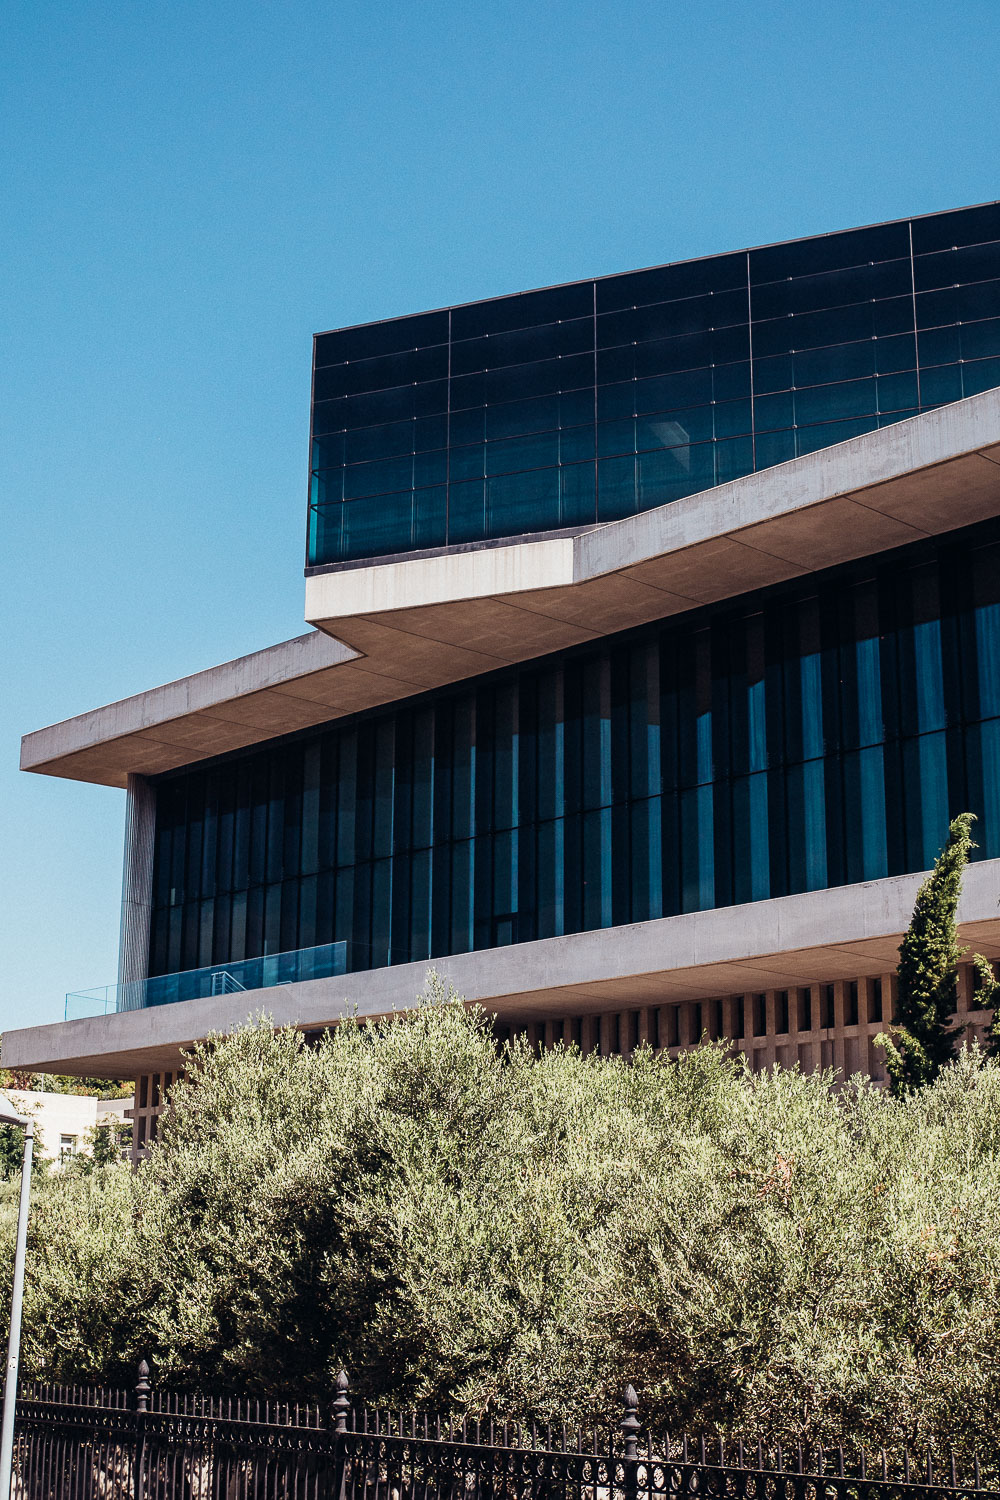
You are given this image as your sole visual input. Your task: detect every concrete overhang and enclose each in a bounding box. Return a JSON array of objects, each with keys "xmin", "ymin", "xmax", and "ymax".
[
  {"xmin": 6, "ymin": 860, "xmax": 999, "ymax": 1078},
  {"xmin": 21, "ymin": 390, "xmax": 1000, "ymax": 788}
]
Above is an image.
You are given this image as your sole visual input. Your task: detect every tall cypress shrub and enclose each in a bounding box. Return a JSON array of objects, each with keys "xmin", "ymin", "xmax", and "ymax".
[{"xmin": 877, "ymin": 812, "xmax": 980, "ymax": 1092}]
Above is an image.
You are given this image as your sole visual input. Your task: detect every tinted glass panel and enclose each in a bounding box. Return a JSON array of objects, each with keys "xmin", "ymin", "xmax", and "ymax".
[
  {"xmin": 451, "ymin": 282, "xmax": 593, "ymax": 340},
  {"xmin": 597, "ymin": 288, "xmax": 749, "ymax": 347},
  {"xmin": 596, "ymin": 253, "xmax": 747, "ymax": 313},
  {"xmin": 452, "ymin": 317, "xmax": 593, "ymax": 374},
  {"xmin": 308, "ymin": 203, "xmax": 1000, "ymax": 566},
  {"xmin": 751, "ymin": 259, "xmax": 911, "ymax": 320},
  {"xmin": 914, "ymin": 241, "xmax": 1000, "ymax": 291},
  {"xmin": 313, "ymin": 345, "xmax": 448, "ymax": 402},
  {"xmin": 910, "ymin": 202, "xmax": 1000, "ymax": 256},
  {"xmin": 315, "ymin": 310, "xmax": 449, "ymax": 367},
  {"xmin": 750, "ymin": 221, "xmax": 910, "ymax": 283}
]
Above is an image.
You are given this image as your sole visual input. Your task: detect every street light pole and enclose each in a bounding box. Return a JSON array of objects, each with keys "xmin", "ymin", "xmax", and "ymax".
[{"xmin": 0, "ymin": 1098, "xmax": 34, "ymax": 1500}]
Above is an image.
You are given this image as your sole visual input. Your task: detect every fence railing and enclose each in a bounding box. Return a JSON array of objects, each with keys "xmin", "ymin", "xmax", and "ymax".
[{"xmin": 12, "ymin": 1364, "xmax": 999, "ymax": 1500}]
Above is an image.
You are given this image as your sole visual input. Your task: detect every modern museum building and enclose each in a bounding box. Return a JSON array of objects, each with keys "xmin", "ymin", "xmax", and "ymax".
[{"xmin": 9, "ymin": 200, "xmax": 1000, "ymax": 1156}]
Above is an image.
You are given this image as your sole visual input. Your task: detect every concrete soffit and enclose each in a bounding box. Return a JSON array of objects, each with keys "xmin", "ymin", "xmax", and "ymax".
[{"xmin": 20, "ymin": 389, "xmax": 1000, "ymax": 788}]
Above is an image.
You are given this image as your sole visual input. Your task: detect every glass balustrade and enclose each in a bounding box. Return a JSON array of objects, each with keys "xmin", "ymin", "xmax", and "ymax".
[{"xmin": 65, "ymin": 939, "xmax": 350, "ymax": 1020}]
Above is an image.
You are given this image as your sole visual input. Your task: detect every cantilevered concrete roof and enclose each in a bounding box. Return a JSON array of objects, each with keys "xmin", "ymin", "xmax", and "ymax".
[
  {"xmin": 21, "ymin": 389, "xmax": 1000, "ymax": 788},
  {"xmin": 6, "ymin": 860, "xmax": 999, "ymax": 1078}
]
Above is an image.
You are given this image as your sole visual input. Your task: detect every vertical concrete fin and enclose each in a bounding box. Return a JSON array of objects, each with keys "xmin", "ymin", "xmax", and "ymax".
[{"xmin": 118, "ymin": 774, "xmax": 155, "ymax": 991}]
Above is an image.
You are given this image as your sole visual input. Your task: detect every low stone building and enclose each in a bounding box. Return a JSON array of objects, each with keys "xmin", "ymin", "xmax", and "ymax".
[{"xmin": 0, "ymin": 1090, "xmax": 132, "ymax": 1168}]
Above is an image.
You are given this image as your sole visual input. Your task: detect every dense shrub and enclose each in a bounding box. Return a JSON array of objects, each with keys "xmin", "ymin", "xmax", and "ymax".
[{"xmin": 5, "ymin": 976, "xmax": 1000, "ymax": 1462}]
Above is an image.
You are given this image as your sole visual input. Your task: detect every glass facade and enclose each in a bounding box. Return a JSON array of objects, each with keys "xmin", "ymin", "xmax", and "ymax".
[
  {"xmin": 308, "ymin": 201, "xmax": 1000, "ymax": 568},
  {"xmin": 150, "ymin": 519, "xmax": 1000, "ymax": 986}
]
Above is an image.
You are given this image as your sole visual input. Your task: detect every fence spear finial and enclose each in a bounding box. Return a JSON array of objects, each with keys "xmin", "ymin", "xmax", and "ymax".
[
  {"xmin": 333, "ymin": 1370, "xmax": 350, "ymax": 1434},
  {"xmin": 621, "ymin": 1386, "xmax": 640, "ymax": 1462}
]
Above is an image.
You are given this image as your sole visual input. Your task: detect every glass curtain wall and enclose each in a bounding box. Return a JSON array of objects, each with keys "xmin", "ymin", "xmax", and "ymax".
[
  {"xmin": 150, "ymin": 520, "xmax": 1000, "ymax": 985},
  {"xmin": 309, "ymin": 201, "xmax": 1000, "ymax": 567}
]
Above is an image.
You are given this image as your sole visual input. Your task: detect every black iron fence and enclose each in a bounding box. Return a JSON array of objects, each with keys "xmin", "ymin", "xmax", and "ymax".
[{"xmin": 11, "ymin": 1365, "xmax": 998, "ymax": 1500}]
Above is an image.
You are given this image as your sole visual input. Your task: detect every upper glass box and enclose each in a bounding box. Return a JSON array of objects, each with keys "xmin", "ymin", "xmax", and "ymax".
[{"xmin": 308, "ymin": 201, "xmax": 1000, "ymax": 570}]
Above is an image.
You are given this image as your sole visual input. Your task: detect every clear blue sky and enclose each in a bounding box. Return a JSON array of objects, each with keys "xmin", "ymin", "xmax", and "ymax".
[{"xmin": 2, "ymin": 0, "xmax": 999, "ymax": 1036}]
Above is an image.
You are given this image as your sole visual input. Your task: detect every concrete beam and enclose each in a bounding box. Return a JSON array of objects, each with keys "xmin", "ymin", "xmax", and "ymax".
[
  {"xmin": 20, "ymin": 390, "xmax": 1000, "ymax": 788},
  {"xmin": 21, "ymin": 631, "xmax": 361, "ymax": 789},
  {"xmin": 6, "ymin": 859, "xmax": 999, "ymax": 1079}
]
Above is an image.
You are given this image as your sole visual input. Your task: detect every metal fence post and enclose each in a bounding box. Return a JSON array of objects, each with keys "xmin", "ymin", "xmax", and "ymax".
[
  {"xmin": 621, "ymin": 1386, "xmax": 640, "ymax": 1500},
  {"xmin": 331, "ymin": 1370, "xmax": 350, "ymax": 1500},
  {"xmin": 133, "ymin": 1360, "xmax": 150, "ymax": 1500}
]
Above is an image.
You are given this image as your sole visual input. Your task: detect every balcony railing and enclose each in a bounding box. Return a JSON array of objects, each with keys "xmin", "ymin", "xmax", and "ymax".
[{"xmin": 64, "ymin": 940, "xmax": 349, "ymax": 1020}]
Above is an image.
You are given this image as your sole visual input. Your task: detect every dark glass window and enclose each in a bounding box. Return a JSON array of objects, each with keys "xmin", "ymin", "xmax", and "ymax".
[
  {"xmin": 751, "ymin": 259, "xmax": 911, "ymax": 320},
  {"xmin": 914, "ymin": 240, "xmax": 1000, "ymax": 292},
  {"xmin": 821, "ymin": 985, "xmax": 835, "ymax": 1030},
  {"xmin": 153, "ymin": 520, "xmax": 1000, "ymax": 991},
  {"xmin": 451, "ymin": 282, "xmax": 593, "ymax": 340},
  {"xmin": 315, "ymin": 310, "xmax": 449, "ymax": 368},
  {"xmin": 910, "ymin": 202, "xmax": 1000, "ymax": 257},
  {"xmin": 752, "ymin": 994, "xmax": 767, "ymax": 1036},
  {"xmin": 796, "ymin": 988, "xmax": 812, "ymax": 1031},
  {"xmin": 596, "ymin": 252, "xmax": 748, "ymax": 313},
  {"xmin": 308, "ymin": 203, "xmax": 1000, "ymax": 568},
  {"xmin": 452, "ymin": 317, "xmax": 593, "ymax": 375},
  {"xmin": 776, "ymin": 990, "xmax": 789, "ymax": 1033},
  {"xmin": 313, "ymin": 344, "xmax": 448, "ymax": 403},
  {"xmin": 847, "ymin": 980, "xmax": 859, "ymax": 1026}
]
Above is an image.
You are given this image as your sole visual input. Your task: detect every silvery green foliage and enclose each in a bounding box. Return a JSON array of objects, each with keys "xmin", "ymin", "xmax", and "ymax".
[{"xmin": 5, "ymin": 976, "xmax": 1000, "ymax": 1464}]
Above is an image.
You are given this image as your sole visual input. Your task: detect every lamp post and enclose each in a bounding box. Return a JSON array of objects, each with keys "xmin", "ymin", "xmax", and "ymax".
[{"xmin": 0, "ymin": 1096, "xmax": 33, "ymax": 1500}]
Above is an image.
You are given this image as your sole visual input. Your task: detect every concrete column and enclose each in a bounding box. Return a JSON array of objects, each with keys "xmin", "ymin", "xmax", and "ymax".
[
  {"xmin": 802, "ymin": 987, "xmax": 823, "ymax": 1072},
  {"xmin": 131, "ymin": 1071, "xmax": 152, "ymax": 1166},
  {"xmin": 763, "ymin": 991, "xmax": 777, "ymax": 1066},
  {"xmin": 637, "ymin": 1008, "xmax": 653, "ymax": 1049},
  {"xmin": 859, "ymin": 977, "xmax": 876, "ymax": 1076},
  {"xmin": 721, "ymin": 995, "xmax": 739, "ymax": 1047},
  {"xmin": 829, "ymin": 980, "xmax": 846, "ymax": 1076},
  {"xmin": 118, "ymin": 774, "xmax": 156, "ymax": 1004},
  {"xmin": 665, "ymin": 1005, "xmax": 678, "ymax": 1050},
  {"xmin": 832, "ymin": 979, "xmax": 846, "ymax": 1032}
]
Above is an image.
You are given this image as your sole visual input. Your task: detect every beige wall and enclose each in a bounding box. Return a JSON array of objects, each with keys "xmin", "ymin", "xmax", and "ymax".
[{"xmin": 1, "ymin": 1090, "xmax": 133, "ymax": 1168}]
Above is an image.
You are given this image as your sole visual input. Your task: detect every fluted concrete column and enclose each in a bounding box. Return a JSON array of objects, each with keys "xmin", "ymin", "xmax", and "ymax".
[{"xmin": 118, "ymin": 774, "xmax": 155, "ymax": 999}]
